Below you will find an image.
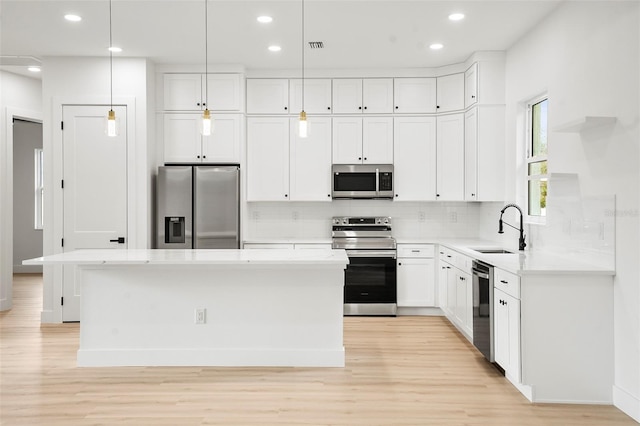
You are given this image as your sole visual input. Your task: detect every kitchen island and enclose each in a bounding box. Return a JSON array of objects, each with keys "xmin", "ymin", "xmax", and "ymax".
[{"xmin": 24, "ymin": 249, "xmax": 349, "ymax": 367}]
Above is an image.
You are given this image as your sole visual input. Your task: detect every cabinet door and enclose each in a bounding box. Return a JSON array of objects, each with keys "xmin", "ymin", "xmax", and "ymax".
[
  {"xmin": 475, "ymin": 105, "xmax": 506, "ymax": 202},
  {"xmin": 436, "ymin": 113, "xmax": 465, "ymax": 201},
  {"xmin": 247, "ymin": 117, "xmax": 290, "ymax": 201},
  {"xmin": 332, "ymin": 79, "xmax": 363, "ymax": 113},
  {"xmin": 455, "ymin": 270, "xmax": 472, "ymax": 337},
  {"xmin": 394, "ymin": 78, "xmax": 436, "ymax": 113},
  {"xmin": 332, "ymin": 117, "xmax": 363, "ymax": 164},
  {"xmin": 446, "ymin": 266, "xmax": 457, "ymax": 318},
  {"xmin": 438, "ymin": 264, "xmax": 450, "ymax": 310},
  {"xmin": 163, "ymin": 114, "xmax": 202, "ymax": 163},
  {"xmin": 393, "ymin": 116, "xmax": 436, "ymax": 201},
  {"xmin": 246, "ymin": 79, "xmax": 289, "ymax": 114},
  {"xmin": 164, "ymin": 74, "xmax": 203, "ymax": 111},
  {"xmin": 363, "ymin": 78, "xmax": 394, "ymax": 113},
  {"xmin": 397, "ymin": 258, "xmax": 435, "ymax": 307},
  {"xmin": 436, "ymin": 73, "xmax": 464, "ymax": 113},
  {"xmin": 494, "ymin": 288, "xmax": 521, "ymax": 381},
  {"xmin": 464, "ymin": 108, "xmax": 478, "ymax": 200},
  {"xmin": 465, "ymin": 63, "xmax": 478, "ymax": 108},
  {"xmin": 289, "ymin": 116, "xmax": 332, "ymax": 201},
  {"xmin": 204, "ymin": 74, "xmax": 242, "ymax": 111},
  {"xmin": 362, "ymin": 117, "xmax": 393, "ymax": 164},
  {"xmin": 202, "ymin": 114, "xmax": 241, "ymax": 163},
  {"xmin": 290, "ymin": 79, "xmax": 332, "ymax": 114}
]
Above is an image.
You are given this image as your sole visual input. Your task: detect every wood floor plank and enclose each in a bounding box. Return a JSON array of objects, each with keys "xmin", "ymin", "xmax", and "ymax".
[{"xmin": 1, "ymin": 274, "xmax": 636, "ymax": 425}]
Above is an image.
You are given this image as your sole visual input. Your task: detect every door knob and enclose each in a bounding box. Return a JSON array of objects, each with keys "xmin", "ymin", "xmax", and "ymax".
[{"xmin": 110, "ymin": 237, "xmax": 125, "ymax": 244}]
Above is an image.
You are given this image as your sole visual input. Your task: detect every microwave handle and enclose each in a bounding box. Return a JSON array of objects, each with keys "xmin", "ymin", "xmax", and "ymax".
[{"xmin": 375, "ymin": 168, "xmax": 379, "ymax": 195}]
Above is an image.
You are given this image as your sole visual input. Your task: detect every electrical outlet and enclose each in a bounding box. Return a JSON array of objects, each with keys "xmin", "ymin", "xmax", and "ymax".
[
  {"xmin": 418, "ymin": 211, "xmax": 426, "ymax": 222},
  {"xmin": 292, "ymin": 211, "xmax": 299, "ymax": 221},
  {"xmin": 449, "ymin": 211, "xmax": 458, "ymax": 223},
  {"xmin": 252, "ymin": 211, "xmax": 260, "ymax": 221},
  {"xmin": 195, "ymin": 308, "xmax": 206, "ymax": 324}
]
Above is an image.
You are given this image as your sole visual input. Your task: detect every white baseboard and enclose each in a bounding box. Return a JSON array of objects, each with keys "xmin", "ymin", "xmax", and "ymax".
[
  {"xmin": 40, "ymin": 309, "xmax": 56, "ymax": 323},
  {"xmin": 397, "ymin": 307, "xmax": 444, "ymax": 316},
  {"xmin": 613, "ymin": 385, "xmax": 640, "ymax": 422}
]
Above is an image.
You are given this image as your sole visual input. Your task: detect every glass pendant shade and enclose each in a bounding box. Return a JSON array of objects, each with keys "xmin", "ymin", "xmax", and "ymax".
[
  {"xmin": 201, "ymin": 109, "xmax": 213, "ymax": 136},
  {"xmin": 299, "ymin": 110, "xmax": 308, "ymax": 138},
  {"xmin": 106, "ymin": 109, "xmax": 118, "ymax": 137}
]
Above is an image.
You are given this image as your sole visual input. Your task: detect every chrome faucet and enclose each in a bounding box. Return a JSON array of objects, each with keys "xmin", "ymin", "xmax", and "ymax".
[{"xmin": 498, "ymin": 204, "xmax": 526, "ymax": 251}]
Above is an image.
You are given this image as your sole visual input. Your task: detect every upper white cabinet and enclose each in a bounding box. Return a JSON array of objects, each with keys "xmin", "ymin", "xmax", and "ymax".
[
  {"xmin": 464, "ymin": 64, "xmax": 478, "ymax": 108},
  {"xmin": 163, "ymin": 73, "xmax": 242, "ymax": 111},
  {"xmin": 393, "ymin": 78, "xmax": 436, "ymax": 113},
  {"xmin": 332, "ymin": 78, "xmax": 394, "ymax": 114},
  {"xmin": 332, "ymin": 116, "xmax": 393, "ymax": 164},
  {"xmin": 289, "ymin": 116, "xmax": 332, "ymax": 201},
  {"xmin": 163, "ymin": 113, "xmax": 241, "ymax": 164},
  {"xmin": 393, "ymin": 116, "xmax": 436, "ymax": 201},
  {"xmin": 289, "ymin": 79, "xmax": 332, "ymax": 114},
  {"xmin": 436, "ymin": 73, "xmax": 464, "ymax": 113},
  {"xmin": 246, "ymin": 79, "xmax": 290, "ymax": 114},
  {"xmin": 247, "ymin": 117, "xmax": 290, "ymax": 201},
  {"xmin": 464, "ymin": 105, "xmax": 505, "ymax": 201},
  {"xmin": 436, "ymin": 113, "xmax": 465, "ymax": 201}
]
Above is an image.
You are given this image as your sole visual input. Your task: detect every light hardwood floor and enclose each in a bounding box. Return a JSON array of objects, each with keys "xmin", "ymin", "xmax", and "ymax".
[{"xmin": 1, "ymin": 274, "xmax": 635, "ymax": 425}]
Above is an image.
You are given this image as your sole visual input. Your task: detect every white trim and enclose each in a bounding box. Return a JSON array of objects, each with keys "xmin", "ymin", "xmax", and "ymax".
[
  {"xmin": 1, "ymin": 107, "xmax": 43, "ymax": 312},
  {"xmin": 524, "ymin": 94, "xmax": 548, "ymax": 223},
  {"xmin": 613, "ymin": 385, "xmax": 640, "ymax": 422}
]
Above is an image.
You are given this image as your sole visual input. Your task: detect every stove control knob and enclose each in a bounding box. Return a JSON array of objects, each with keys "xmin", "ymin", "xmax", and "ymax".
[
  {"xmin": 342, "ymin": 219, "xmax": 348, "ymax": 224},
  {"xmin": 383, "ymin": 218, "xmax": 389, "ymax": 224},
  {"xmin": 376, "ymin": 218, "xmax": 381, "ymax": 224}
]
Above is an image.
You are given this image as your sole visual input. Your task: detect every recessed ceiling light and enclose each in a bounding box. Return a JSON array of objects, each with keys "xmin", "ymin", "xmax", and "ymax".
[
  {"xmin": 257, "ymin": 16, "xmax": 273, "ymax": 23},
  {"xmin": 108, "ymin": 46, "xmax": 122, "ymax": 53},
  {"xmin": 448, "ymin": 13, "xmax": 465, "ymax": 21},
  {"xmin": 64, "ymin": 14, "xmax": 82, "ymax": 22},
  {"xmin": 430, "ymin": 43, "xmax": 444, "ymax": 50},
  {"xmin": 268, "ymin": 45, "xmax": 281, "ymax": 52},
  {"xmin": 27, "ymin": 66, "xmax": 41, "ymax": 73}
]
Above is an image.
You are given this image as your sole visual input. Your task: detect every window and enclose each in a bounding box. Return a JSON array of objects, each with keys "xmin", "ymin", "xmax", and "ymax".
[
  {"xmin": 34, "ymin": 148, "xmax": 44, "ymax": 230},
  {"xmin": 527, "ymin": 97, "xmax": 548, "ymax": 218}
]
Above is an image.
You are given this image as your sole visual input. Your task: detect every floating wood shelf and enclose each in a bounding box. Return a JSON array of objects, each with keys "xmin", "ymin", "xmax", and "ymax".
[{"xmin": 554, "ymin": 116, "xmax": 617, "ymax": 133}]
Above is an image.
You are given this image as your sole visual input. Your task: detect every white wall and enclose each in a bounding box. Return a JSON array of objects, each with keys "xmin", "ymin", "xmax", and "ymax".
[
  {"xmin": 40, "ymin": 57, "xmax": 154, "ymax": 322},
  {"xmin": 0, "ymin": 71, "xmax": 42, "ymax": 311},
  {"xmin": 501, "ymin": 1, "xmax": 639, "ymax": 420}
]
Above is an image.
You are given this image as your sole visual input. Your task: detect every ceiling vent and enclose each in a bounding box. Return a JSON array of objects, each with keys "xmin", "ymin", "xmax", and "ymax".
[{"xmin": 308, "ymin": 41, "xmax": 324, "ymax": 49}]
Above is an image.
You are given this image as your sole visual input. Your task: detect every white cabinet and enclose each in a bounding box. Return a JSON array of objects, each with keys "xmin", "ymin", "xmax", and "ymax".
[
  {"xmin": 246, "ymin": 79, "xmax": 290, "ymax": 114},
  {"xmin": 455, "ymin": 270, "xmax": 472, "ymax": 337},
  {"xmin": 397, "ymin": 244, "xmax": 436, "ymax": 308},
  {"xmin": 464, "ymin": 105, "xmax": 505, "ymax": 201},
  {"xmin": 289, "ymin": 116, "xmax": 332, "ymax": 201},
  {"xmin": 494, "ymin": 287, "xmax": 521, "ymax": 382},
  {"xmin": 332, "ymin": 116, "xmax": 393, "ymax": 164},
  {"xmin": 289, "ymin": 79, "xmax": 332, "ymax": 114},
  {"xmin": 393, "ymin": 116, "xmax": 436, "ymax": 201},
  {"xmin": 439, "ymin": 246, "xmax": 472, "ymax": 341},
  {"xmin": 247, "ymin": 116, "xmax": 331, "ymax": 202},
  {"xmin": 332, "ymin": 78, "xmax": 393, "ymax": 114},
  {"xmin": 163, "ymin": 113, "xmax": 241, "ymax": 164},
  {"xmin": 247, "ymin": 117, "xmax": 290, "ymax": 201},
  {"xmin": 163, "ymin": 73, "xmax": 242, "ymax": 111},
  {"xmin": 393, "ymin": 78, "xmax": 436, "ymax": 113},
  {"xmin": 464, "ymin": 64, "xmax": 478, "ymax": 108},
  {"xmin": 436, "ymin": 113, "xmax": 465, "ymax": 201},
  {"xmin": 436, "ymin": 73, "xmax": 464, "ymax": 113},
  {"xmin": 243, "ymin": 243, "xmax": 332, "ymax": 249}
]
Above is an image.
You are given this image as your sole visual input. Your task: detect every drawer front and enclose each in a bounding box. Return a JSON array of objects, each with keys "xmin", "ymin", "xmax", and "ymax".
[
  {"xmin": 494, "ymin": 268, "xmax": 520, "ymax": 299},
  {"xmin": 398, "ymin": 244, "xmax": 435, "ymax": 258},
  {"xmin": 438, "ymin": 246, "xmax": 455, "ymax": 264}
]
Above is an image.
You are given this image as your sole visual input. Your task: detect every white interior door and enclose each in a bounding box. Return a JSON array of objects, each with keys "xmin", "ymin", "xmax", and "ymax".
[{"xmin": 62, "ymin": 105, "xmax": 127, "ymax": 321}]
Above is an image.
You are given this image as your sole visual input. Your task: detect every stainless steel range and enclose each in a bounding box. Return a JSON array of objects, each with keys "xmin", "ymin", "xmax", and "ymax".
[{"xmin": 332, "ymin": 216, "xmax": 397, "ymax": 316}]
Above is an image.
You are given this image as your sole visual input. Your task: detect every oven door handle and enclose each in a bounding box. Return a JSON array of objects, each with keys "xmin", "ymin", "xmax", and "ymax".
[
  {"xmin": 375, "ymin": 168, "xmax": 379, "ymax": 195},
  {"xmin": 346, "ymin": 250, "xmax": 396, "ymax": 259},
  {"xmin": 472, "ymin": 269, "xmax": 490, "ymax": 279}
]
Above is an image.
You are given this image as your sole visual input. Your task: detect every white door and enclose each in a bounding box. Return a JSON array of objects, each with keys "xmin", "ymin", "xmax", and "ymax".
[
  {"xmin": 394, "ymin": 78, "xmax": 437, "ymax": 113},
  {"xmin": 436, "ymin": 113, "xmax": 465, "ymax": 200},
  {"xmin": 163, "ymin": 74, "xmax": 203, "ymax": 110},
  {"xmin": 62, "ymin": 105, "xmax": 128, "ymax": 321},
  {"xmin": 289, "ymin": 116, "xmax": 332, "ymax": 201},
  {"xmin": 246, "ymin": 117, "xmax": 290, "ymax": 201},
  {"xmin": 464, "ymin": 108, "xmax": 478, "ymax": 200},
  {"xmin": 163, "ymin": 114, "xmax": 202, "ymax": 163},
  {"xmin": 436, "ymin": 73, "xmax": 465, "ymax": 113},
  {"xmin": 332, "ymin": 79, "xmax": 362, "ymax": 113},
  {"xmin": 289, "ymin": 79, "xmax": 332, "ymax": 114},
  {"xmin": 204, "ymin": 114, "xmax": 241, "ymax": 163},
  {"xmin": 362, "ymin": 116, "xmax": 393, "ymax": 164},
  {"xmin": 332, "ymin": 117, "xmax": 363, "ymax": 164},
  {"xmin": 246, "ymin": 79, "xmax": 289, "ymax": 114},
  {"xmin": 393, "ymin": 116, "xmax": 436, "ymax": 201},
  {"xmin": 362, "ymin": 78, "xmax": 394, "ymax": 113}
]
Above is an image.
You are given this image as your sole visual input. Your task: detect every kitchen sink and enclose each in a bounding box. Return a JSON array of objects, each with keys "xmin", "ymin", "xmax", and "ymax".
[{"xmin": 472, "ymin": 248, "xmax": 514, "ymax": 254}]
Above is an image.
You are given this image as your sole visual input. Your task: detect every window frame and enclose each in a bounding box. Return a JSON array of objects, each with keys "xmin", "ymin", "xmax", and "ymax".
[{"xmin": 525, "ymin": 94, "xmax": 548, "ymax": 224}]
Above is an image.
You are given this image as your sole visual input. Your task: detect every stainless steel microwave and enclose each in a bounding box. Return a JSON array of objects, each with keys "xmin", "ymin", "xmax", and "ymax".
[{"xmin": 332, "ymin": 164, "xmax": 394, "ymax": 199}]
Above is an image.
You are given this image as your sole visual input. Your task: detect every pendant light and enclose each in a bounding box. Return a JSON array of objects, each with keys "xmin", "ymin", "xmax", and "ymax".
[
  {"xmin": 106, "ymin": 0, "xmax": 117, "ymax": 137},
  {"xmin": 201, "ymin": 0, "xmax": 213, "ymax": 136},
  {"xmin": 298, "ymin": 0, "xmax": 307, "ymax": 138}
]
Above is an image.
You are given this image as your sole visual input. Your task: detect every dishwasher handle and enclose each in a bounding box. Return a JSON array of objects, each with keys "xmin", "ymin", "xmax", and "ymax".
[{"xmin": 472, "ymin": 268, "xmax": 490, "ymax": 280}]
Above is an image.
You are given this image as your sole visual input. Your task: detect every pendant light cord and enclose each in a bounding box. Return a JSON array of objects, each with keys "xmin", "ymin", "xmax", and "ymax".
[
  {"xmin": 109, "ymin": 0, "xmax": 113, "ymax": 111},
  {"xmin": 204, "ymin": 0, "xmax": 208, "ymax": 107},
  {"xmin": 301, "ymin": 0, "xmax": 304, "ymax": 111}
]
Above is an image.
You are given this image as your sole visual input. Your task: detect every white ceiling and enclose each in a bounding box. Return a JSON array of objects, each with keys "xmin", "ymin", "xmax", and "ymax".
[{"xmin": 1, "ymin": 0, "xmax": 562, "ymax": 78}]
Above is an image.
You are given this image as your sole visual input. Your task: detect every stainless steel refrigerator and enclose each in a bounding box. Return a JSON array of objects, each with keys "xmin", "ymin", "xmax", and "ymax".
[{"xmin": 156, "ymin": 165, "xmax": 240, "ymax": 249}]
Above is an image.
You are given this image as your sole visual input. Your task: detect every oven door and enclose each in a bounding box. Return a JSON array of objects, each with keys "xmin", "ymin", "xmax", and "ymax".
[{"xmin": 344, "ymin": 250, "xmax": 397, "ymax": 306}]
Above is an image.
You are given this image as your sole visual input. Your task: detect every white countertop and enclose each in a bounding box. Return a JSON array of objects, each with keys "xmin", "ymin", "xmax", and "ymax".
[{"xmin": 23, "ymin": 249, "xmax": 349, "ymax": 267}]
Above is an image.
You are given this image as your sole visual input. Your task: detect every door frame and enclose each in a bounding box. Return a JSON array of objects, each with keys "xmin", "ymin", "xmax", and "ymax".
[
  {"xmin": 42, "ymin": 96, "xmax": 137, "ymax": 323},
  {"xmin": 0, "ymin": 108, "xmax": 43, "ymax": 312}
]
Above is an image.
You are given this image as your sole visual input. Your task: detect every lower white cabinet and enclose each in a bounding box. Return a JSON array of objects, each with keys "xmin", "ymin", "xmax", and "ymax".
[
  {"xmin": 438, "ymin": 246, "xmax": 473, "ymax": 341},
  {"xmin": 494, "ymin": 286, "xmax": 521, "ymax": 382},
  {"xmin": 397, "ymin": 244, "xmax": 436, "ymax": 307},
  {"xmin": 243, "ymin": 243, "xmax": 331, "ymax": 250}
]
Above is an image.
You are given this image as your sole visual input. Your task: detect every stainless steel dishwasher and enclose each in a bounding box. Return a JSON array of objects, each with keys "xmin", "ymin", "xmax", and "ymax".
[{"xmin": 472, "ymin": 260, "xmax": 494, "ymax": 362}]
